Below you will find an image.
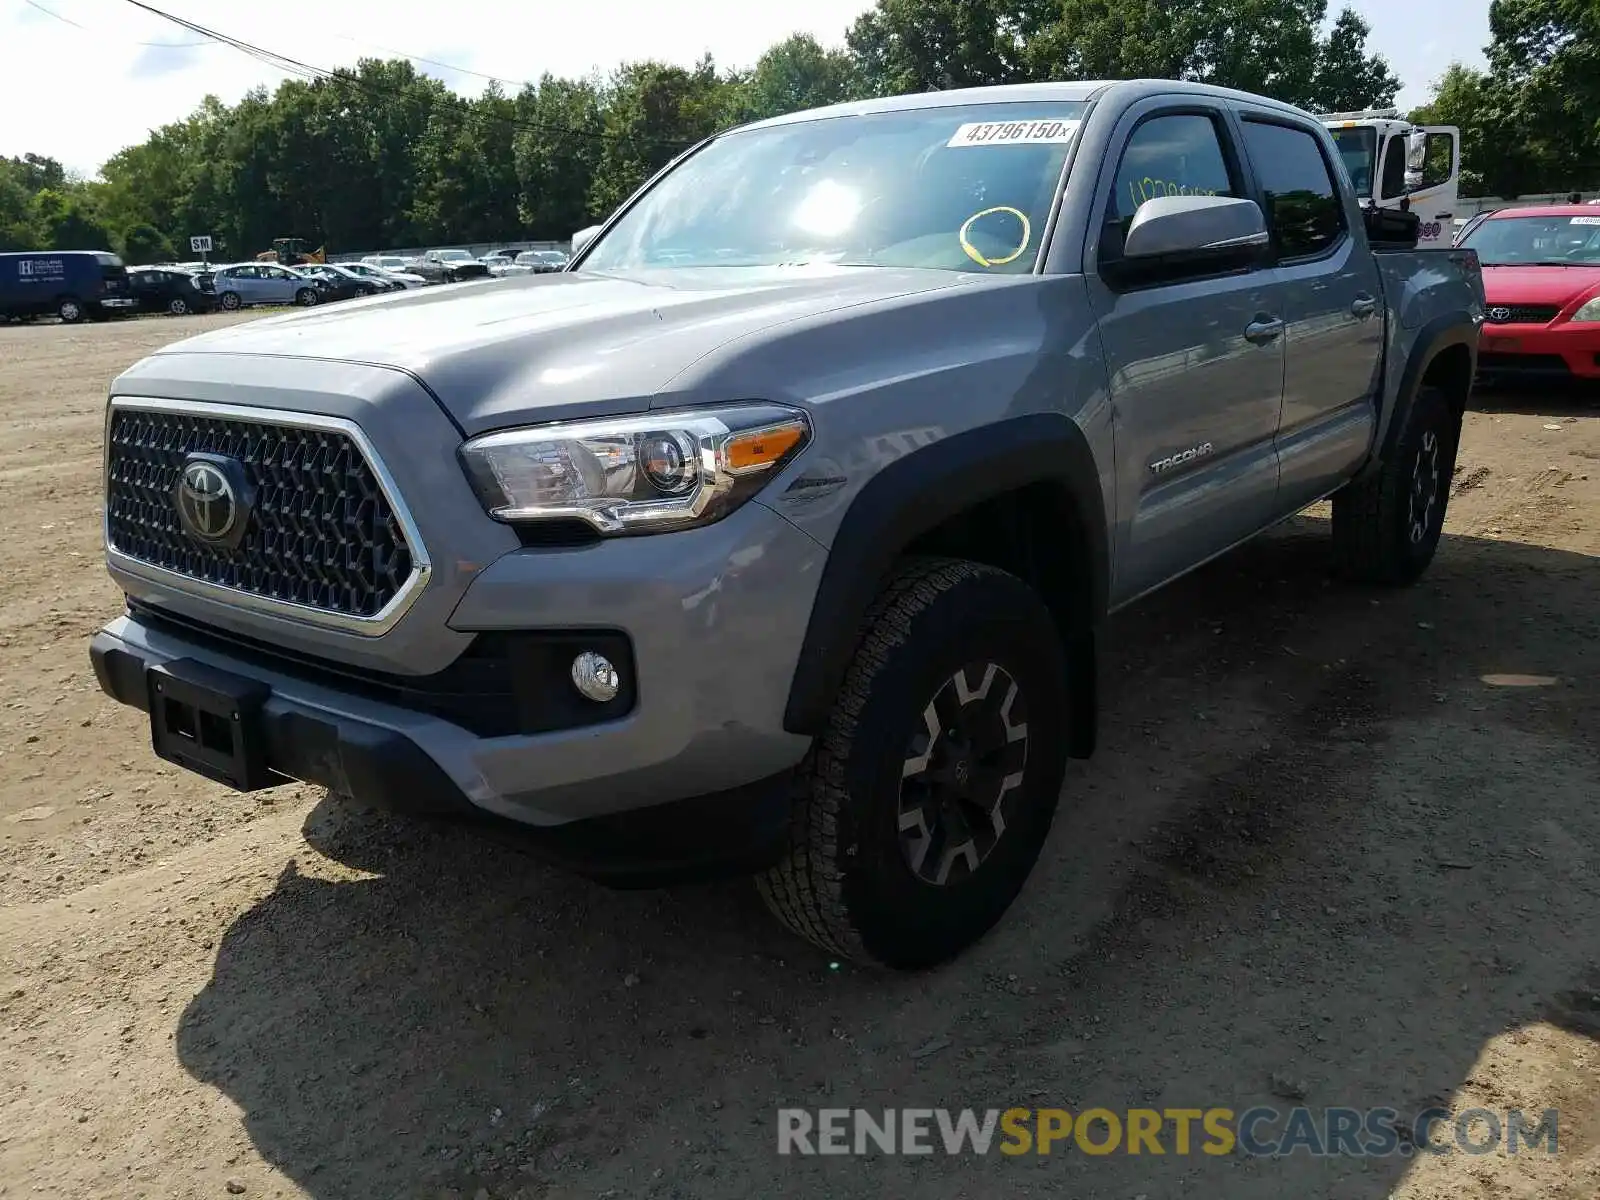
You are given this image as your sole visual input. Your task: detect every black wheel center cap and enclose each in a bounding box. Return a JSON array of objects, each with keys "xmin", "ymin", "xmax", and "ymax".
[{"xmin": 951, "ymin": 755, "xmax": 972, "ymax": 789}]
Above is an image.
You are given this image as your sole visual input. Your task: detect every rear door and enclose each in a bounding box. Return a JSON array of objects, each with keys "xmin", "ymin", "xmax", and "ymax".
[
  {"xmin": 1233, "ymin": 109, "xmax": 1384, "ymax": 512},
  {"xmin": 1085, "ymin": 99, "xmax": 1286, "ymax": 607},
  {"xmin": 223, "ymin": 266, "xmax": 258, "ymax": 303}
]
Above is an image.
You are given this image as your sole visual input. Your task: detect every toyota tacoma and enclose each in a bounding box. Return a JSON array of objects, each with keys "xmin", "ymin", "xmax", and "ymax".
[{"xmin": 90, "ymin": 80, "xmax": 1484, "ymax": 969}]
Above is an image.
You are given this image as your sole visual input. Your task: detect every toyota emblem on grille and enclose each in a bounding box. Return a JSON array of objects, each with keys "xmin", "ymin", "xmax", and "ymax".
[
  {"xmin": 1488, "ymin": 306, "xmax": 1512, "ymax": 322},
  {"xmin": 174, "ymin": 455, "xmax": 251, "ymax": 548}
]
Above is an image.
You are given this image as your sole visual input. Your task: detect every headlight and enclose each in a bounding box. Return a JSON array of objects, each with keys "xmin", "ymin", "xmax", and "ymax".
[
  {"xmin": 459, "ymin": 404, "xmax": 811, "ymax": 535},
  {"xmin": 1571, "ymin": 296, "xmax": 1600, "ymax": 322}
]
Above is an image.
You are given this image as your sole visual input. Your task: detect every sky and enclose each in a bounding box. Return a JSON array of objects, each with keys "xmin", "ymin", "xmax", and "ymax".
[{"xmin": 1, "ymin": 0, "xmax": 1493, "ymax": 177}]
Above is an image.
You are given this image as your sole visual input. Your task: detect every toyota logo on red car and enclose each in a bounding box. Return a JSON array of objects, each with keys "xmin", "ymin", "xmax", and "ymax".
[{"xmin": 1456, "ymin": 204, "xmax": 1600, "ymax": 379}]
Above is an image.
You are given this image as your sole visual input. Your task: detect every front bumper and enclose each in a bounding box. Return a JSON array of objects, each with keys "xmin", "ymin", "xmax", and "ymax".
[
  {"xmin": 89, "ymin": 619, "xmax": 796, "ymax": 885},
  {"xmin": 1478, "ymin": 323, "xmax": 1600, "ymax": 378}
]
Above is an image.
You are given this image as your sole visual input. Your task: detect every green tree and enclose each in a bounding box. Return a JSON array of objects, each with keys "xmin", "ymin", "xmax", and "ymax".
[
  {"xmin": 588, "ymin": 58, "xmax": 727, "ymax": 218},
  {"xmin": 1305, "ymin": 7, "xmax": 1401, "ymax": 110},
  {"xmin": 1485, "ymin": 0, "xmax": 1600, "ymax": 189},
  {"xmin": 121, "ymin": 222, "xmax": 176, "ymax": 264},
  {"xmin": 1022, "ymin": 0, "xmax": 1397, "ymax": 110},
  {"xmin": 514, "ymin": 74, "xmax": 606, "ymax": 238},
  {"xmin": 0, "ymin": 159, "xmax": 44, "ymax": 250},
  {"xmin": 32, "ymin": 188, "xmax": 113, "ymax": 251},
  {"xmin": 848, "ymin": 0, "xmax": 1041, "ymax": 94},
  {"xmin": 725, "ymin": 34, "xmax": 866, "ymax": 123}
]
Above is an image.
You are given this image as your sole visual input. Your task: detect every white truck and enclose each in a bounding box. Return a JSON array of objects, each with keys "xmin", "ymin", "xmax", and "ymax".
[{"xmin": 1321, "ymin": 108, "xmax": 1461, "ymax": 249}]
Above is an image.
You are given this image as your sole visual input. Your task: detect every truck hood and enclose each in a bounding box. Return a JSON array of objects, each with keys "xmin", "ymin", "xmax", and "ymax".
[
  {"xmin": 1481, "ymin": 264, "xmax": 1600, "ymax": 309},
  {"xmin": 151, "ymin": 267, "xmax": 964, "ymax": 435}
]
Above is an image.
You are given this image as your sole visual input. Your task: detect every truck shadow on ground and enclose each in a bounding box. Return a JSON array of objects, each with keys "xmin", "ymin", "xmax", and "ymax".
[
  {"xmin": 175, "ymin": 517, "xmax": 1600, "ymax": 1200},
  {"xmin": 1470, "ymin": 376, "xmax": 1600, "ymax": 417}
]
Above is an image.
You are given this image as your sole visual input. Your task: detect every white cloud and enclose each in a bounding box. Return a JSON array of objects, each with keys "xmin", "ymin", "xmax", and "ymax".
[{"xmin": 0, "ymin": 0, "xmax": 873, "ymax": 174}]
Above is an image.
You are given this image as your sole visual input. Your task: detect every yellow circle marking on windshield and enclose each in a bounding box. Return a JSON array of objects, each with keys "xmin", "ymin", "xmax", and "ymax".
[{"xmin": 959, "ymin": 206, "xmax": 1031, "ymax": 267}]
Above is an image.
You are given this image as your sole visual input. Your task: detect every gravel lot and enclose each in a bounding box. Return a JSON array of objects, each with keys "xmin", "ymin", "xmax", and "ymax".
[{"xmin": 1, "ymin": 313, "xmax": 1598, "ymax": 1199}]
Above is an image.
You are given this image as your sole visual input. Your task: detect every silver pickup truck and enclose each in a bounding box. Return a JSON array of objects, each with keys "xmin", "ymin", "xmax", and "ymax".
[{"xmin": 89, "ymin": 79, "xmax": 1484, "ymax": 969}]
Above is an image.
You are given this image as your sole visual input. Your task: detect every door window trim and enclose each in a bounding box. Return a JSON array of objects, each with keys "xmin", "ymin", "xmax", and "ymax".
[
  {"xmin": 1235, "ymin": 112, "xmax": 1351, "ymax": 266},
  {"xmin": 1087, "ymin": 100, "xmax": 1259, "ymax": 292}
]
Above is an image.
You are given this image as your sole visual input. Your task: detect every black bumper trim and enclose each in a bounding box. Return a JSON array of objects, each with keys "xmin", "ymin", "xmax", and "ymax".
[{"xmin": 89, "ymin": 630, "xmax": 793, "ymax": 886}]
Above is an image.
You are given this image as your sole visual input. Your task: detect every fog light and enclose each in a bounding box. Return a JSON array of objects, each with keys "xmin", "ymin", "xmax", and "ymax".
[{"xmin": 570, "ymin": 651, "xmax": 620, "ymax": 702}]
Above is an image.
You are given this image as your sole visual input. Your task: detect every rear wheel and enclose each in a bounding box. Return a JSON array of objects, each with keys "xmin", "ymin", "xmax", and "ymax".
[
  {"xmin": 1332, "ymin": 384, "xmax": 1461, "ymax": 585},
  {"xmin": 218, "ymin": 290, "xmax": 241, "ymax": 311},
  {"xmin": 56, "ymin": 296, "xmax": 84, "ymax": 323},
  {"xmin": 758, "ymin": 557, "xmax": 1070, "ymax": 969},
  {"xmin": 167, "ymin": 297, "xmax": 190, "ymax": 315}
]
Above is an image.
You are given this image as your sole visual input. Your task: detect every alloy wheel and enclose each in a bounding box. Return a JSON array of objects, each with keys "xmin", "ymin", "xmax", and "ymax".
[
  {"xmin": 898, "ymin": 661, "xmax": 1030, "ymax": 886},
  {"xmin": 1408, "ymin": 430, "xmax": 1441, "ymax": 544}
]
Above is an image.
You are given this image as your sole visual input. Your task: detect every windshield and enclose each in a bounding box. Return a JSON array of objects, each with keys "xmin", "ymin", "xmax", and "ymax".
[
  {"xmin": 435, "ymin": 250, "xmax": 472, "ymax": 261},
  {"xmin": 1460, "ymin": 214, "xmax": 1600, "ymax": 265},
  {"xmin": 1328, "ymin": 127, "xmax": 1376, "ymax": 196},
  {"xmin": 583, "ymin": 102, "xmax": 1089, "ymax": 273}
]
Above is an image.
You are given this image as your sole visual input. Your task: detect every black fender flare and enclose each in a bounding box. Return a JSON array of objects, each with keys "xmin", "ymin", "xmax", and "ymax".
[
  {"xmin": 782, "ymin": 412, "xmax": 1109, "ymax": 737},
  {"xmin": 1373, "ymin": 313, "xmax": 1478, "ymax": 467}
]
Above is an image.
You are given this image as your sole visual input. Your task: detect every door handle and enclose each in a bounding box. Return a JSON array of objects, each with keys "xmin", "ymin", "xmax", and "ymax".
[
  {"xmin": 1351, "ymin": 294, "xmax": 1377, "ymax": 319},
  {"xmin": 1244, "ymin": 317, "xmax": 1284, "ymax": 344}
]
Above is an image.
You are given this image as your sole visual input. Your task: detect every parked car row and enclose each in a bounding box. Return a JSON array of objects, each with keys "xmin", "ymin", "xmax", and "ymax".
[{"xmin": 355, "ymin": 247, "xmax": 569, "ymax": 281}]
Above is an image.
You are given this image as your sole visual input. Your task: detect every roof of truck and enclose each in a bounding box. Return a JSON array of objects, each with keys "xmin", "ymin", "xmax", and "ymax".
[{"xmin": 735, "ymin": 79, "xmax": 1310, "ymax": 134}]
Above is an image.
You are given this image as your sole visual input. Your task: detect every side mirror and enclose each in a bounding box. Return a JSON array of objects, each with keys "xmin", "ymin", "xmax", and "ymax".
[
  {"xmin": 570, "ymin": 225, "xmax": 602, "ymax": 257},
  {"xmin": 1119, "ymin": 195, "xmax": 1268, "ymax": 271}
]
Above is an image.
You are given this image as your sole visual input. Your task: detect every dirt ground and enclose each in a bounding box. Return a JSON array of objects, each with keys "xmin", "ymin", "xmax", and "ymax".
[{"xmin": 1, "ymin": 312, "xmax": 1597, "ymax": 1200}]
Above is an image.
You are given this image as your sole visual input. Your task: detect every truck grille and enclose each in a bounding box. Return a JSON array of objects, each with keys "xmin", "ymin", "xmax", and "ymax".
[
  {"xmin": 106, "ymin": 407, "xmax": 416, "ymax": 620},
  {"xmin": 1484, "ymin": 304, "xmax": 1560, "ymax": 325}
]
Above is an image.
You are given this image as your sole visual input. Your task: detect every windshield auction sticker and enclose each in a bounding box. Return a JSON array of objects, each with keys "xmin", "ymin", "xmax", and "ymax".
[
  {"xmin": 1569, "ymin": 216, "xmax": 1600, "ymax": 225},
  {"xmin": 948, "ymin": 119, "xmax": 1081, "ymax": 148}
]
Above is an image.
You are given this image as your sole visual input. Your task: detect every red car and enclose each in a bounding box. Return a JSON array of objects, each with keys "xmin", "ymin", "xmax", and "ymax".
[{"xmin": 1457, "ymin": 204, "xmax": 1600, "ymax": 379}]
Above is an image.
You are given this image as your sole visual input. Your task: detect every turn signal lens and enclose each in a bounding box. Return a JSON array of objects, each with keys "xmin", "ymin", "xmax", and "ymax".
[{"xmin": 725, "ymin": 424, "xmax": 807, "ymax": 473}]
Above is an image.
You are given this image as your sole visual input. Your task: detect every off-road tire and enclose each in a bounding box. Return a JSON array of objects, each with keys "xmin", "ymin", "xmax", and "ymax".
[
  {"xmin": 758, "ymin": 557, "xmax": 1070, "ymax": 970},
  {"xmin": 1332, "ymin": 384, "xmax": 1461, "ymax": 585}
]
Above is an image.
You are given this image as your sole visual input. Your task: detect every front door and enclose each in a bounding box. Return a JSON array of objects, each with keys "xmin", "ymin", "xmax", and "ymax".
[
  {"xmin": 1235, "ymin": 111, "xmax": 1385, "ymax": 511},
  {"xmin": 1086, "ymin": 103, "xmax": 1286, "ymax": 608},
  {"xmin": 262, "ymin": 267, "xmax": 299, "ymax": 303}
]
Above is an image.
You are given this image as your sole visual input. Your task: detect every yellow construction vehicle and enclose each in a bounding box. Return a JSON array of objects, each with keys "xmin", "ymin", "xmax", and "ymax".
[{"xmin": 255, "ymin": 237, "xmax": 327, "ymax": 266}]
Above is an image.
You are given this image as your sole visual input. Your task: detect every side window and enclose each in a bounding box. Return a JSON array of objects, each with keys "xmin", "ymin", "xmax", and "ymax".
[
  {"xmin": 1420, "ymin": 132, "xmax": 1453, "ymax": 189},
  {"xmin": 1108, "ymin": 112, "xmax": 1238, "ymax": 233},
  {"xmin": 1240, "ymin": 120, "xmax": 1346, "ymax": 260},
  {"xmin": 1379, "ymin": 135, "xmax": 1408, "ymax": 200}
]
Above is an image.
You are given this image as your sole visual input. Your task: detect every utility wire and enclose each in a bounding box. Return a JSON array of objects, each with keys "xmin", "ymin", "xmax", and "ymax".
[
  {"xmin": 326, "ymin": 32, "xmax": 549, "ymax": 93},
  {"xmin": 119, "ymin": 0, "xmax": 694, "ymax": 152},
  {"xmin": 21, "ymin": 0, "xmax": 210, "ymax": 47}
]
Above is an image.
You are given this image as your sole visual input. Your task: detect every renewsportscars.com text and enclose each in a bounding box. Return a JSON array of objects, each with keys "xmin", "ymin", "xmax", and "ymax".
[{"xmin": 776, "ymin": 1106, "xmax": 1559, "ymax": 1158}]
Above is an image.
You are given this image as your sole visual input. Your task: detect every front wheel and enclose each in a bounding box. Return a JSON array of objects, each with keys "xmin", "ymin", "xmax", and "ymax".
[
  {"xmin": 758, "ymin": 557, "xmax": 1070, "ymax": 969},
  {"xmin": 1332, "ymin": 384, "xmax": 1461, "ymax": 585},
  {"xmin": 296, "ymin": 288, "xmax": 319, "ymax": 306},
  {"xmin": 56, "ymin": 296, "xmax": 84, "ymax": 323}
]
